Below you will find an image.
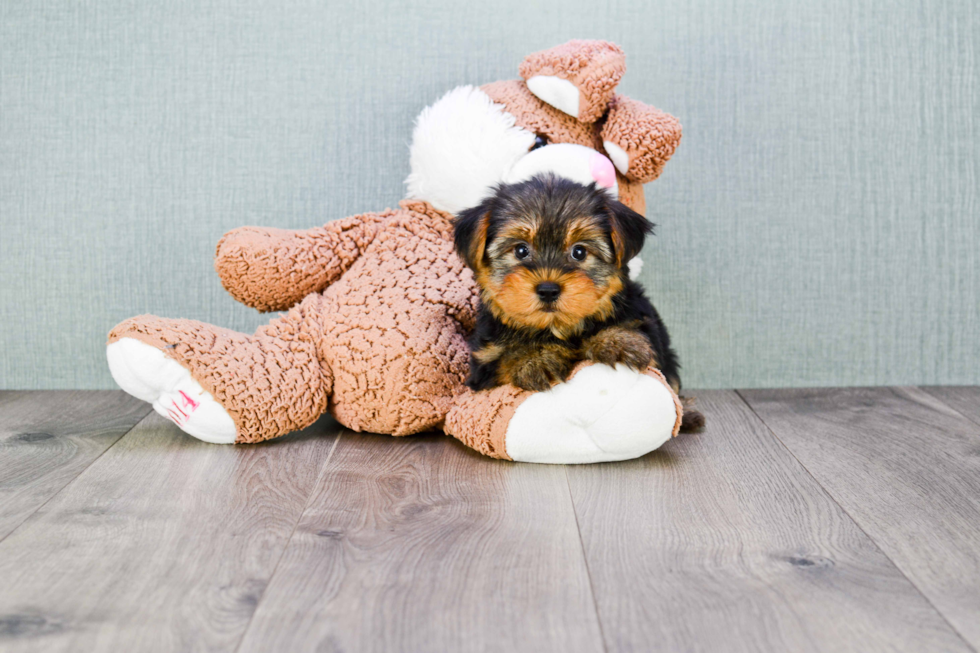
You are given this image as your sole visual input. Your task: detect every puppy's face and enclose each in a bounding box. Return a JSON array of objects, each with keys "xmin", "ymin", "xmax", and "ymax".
[{"xmin": 454, "ymin": 175, "xmax": 653, "ymax": 339}]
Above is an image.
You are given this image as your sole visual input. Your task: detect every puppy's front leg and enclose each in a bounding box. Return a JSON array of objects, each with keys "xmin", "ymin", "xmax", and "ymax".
[
  {"xmin": 498, "ymin": 343, "xmax": 577, "ymax": 392},
  {"xmin": 466, "ymin": 343, "xmax": 506, "ymax": 391},
  {"xmin": 582, "ymin": 325, "xmax": 655, "ymax": 371}
]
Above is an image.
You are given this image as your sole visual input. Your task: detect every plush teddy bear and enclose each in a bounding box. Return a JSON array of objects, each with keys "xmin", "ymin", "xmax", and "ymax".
[{"xmin": 107, "ymin": 40, "xmax": 686, "ymax": 464}]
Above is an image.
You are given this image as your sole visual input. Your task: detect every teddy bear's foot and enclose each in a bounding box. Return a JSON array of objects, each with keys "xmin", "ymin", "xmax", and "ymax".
[
  {"xmin": 445, "ymin": 363, "xmax": 682, "ymax": 464},
  {"xmin": 505, "ymin": 364, "xmax": 679, "ymax": 463},
  {"xmin": 107, "ymin": 337, "xmax": 238, "ymax": 443}
]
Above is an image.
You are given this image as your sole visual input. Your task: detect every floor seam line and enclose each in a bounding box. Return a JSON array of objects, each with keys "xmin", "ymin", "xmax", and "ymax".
[
  {"xmin": 232, "ymin": 430, "xmax": 345, "ymax": 653},
  {"xmin": 564, "ymin": 466, "xmax": 610, "ymax": 653},
  {"xmin": 734, "ymin": 389, "xmax": 978, "ymax": 653},
  {"xmin": 0, "ymin": 404, "xmax": 153, "ymax": 547},
  {"xmin": 916, "ymin": 386, "xmax": 980, "ymax": 431}
]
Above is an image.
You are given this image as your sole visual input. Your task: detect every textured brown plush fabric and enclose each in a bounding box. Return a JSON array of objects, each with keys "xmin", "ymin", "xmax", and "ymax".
[
  {"xmin": 108, "ymin": 299, "xmax": 331, "ymax": 444},
  {"xmin": 108, "ymin": 40, "xmax": 685, "ymax": 459},
  {"xmin": 445, "ymin": 384, "xmax": 526, "ymax": 460},
  {"xmin": 112, "ymin": 200, "xmax": 477, "ymax": 444},
  {"xmin": 519, "ymin": 40, "xmax": 626, "ymax": 123},
  {"xmin": 601, "ymin": 94, "xmax": 683, "ymax": 184},
  {"xmin": 215, "ymin": 211, "xmax": 394, "ymax": 312},
  {"xmin": 481, "ymin": 80, "xmax": 602, "ymax": 151},
  {"xmin": 655, "ymin": 366, "xmax": 685, "ymax": 439},
  {"xmin": 616, "ymin": 174, "xmax": 646, "ymax": 216},
  {"xmin": 479, "ymin": 80, "xmax": 667, "ymax": 215}
]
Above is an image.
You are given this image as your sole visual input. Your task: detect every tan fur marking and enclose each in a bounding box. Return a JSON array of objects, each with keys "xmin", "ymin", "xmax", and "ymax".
[
  {"xmin": 473, "ymin": 343, "xmax": 504, "ymax": 364},
  {"xmin": 582, "ymin": 325, "xmax": 655, "ymax": 371},
  {"xmin": 480, "ymin": 266, "xmax": 626, "ymax": 340},
  {"xmin": 496, "ymin": 342, "xmax": 578, "ymax": 392},
  {"xmin": 565, "ymin": 216, "xmax": 607, "ymax": 251},
  {"xmin": 498, "ymin": 220, "xmax": 537, "ymax": 246},
  {"xmin": 468, "ymin": 212, "xmax": 491, "ymax": 272},
  {"xmin": 610, "ymin": 227, "xmax": 627, "ymax": 266}
]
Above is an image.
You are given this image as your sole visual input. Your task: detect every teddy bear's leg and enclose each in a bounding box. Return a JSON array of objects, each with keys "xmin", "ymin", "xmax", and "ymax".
[
  {"xmin": 600, "ymin": 95, "xmax": 683, "ymax": 184},
  {"xmin": 444, "ymin": 363, "xmax": 682, "ymax": 464},
  {"xmin": 107, "ymin": 293, "xmax": 332, "ymax": 444},
  {"xmin": 519, "ymin": 40, "xmax": 626, "ymax": 123}
]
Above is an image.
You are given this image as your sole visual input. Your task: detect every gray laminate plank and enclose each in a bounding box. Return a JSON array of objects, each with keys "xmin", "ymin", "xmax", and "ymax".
[
  {"xmin": 740, "ymin": 386, "xmax": 980, "ymax": 650},
  {"xmin": 0, "ymin": 391, "xmax": 150, "ymax": 541},
  {"xmin": 567, "ymin": 390, "xmax": 971, "ymax": 653},
  {"xmin": 236, "ymin": 432, "xmax": 605, "ymax": 653},
  {"xmin": 0, "ymin": 413, "xmax": 338, "ymax": 653},
  {"xmin": 921, "ymin": 386, "xmax": 980, "ymax": 428}
]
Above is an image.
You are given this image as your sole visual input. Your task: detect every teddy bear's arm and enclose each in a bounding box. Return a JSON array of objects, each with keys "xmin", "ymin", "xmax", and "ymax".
[
  {"xmin": 214, "ymin": 211, "xmax": 392, "ymax": 312},
  {"xmin": 600, "ymin": 95, "xmax": 682, "ymax": 184}
]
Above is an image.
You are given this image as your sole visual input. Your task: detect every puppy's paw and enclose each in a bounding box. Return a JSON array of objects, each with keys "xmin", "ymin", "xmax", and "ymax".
[
  {"xmin": 582, "ymin": 327, "xmax": 655, "ymax": 371},
  {"xmin": 501, "ymin": 345, "xmax": 576, "ymax": 392}
]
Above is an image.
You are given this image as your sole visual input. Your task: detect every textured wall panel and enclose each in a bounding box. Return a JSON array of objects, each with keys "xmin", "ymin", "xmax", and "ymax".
[{"xmin": 1, "ymin": 0, "xmax": 977, "ymax": 389}]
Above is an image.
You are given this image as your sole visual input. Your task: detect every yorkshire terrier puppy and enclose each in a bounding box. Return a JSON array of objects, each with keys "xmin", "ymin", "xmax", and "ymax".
[{"xmin": 454, "ymin": 174, "xmax": 704, "ymax": 431}]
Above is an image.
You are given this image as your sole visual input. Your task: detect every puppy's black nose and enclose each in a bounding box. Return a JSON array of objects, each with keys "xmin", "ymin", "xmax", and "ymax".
[{"xmin": 536, "ymin": 281, "xmax": 561, "ymax": 304}]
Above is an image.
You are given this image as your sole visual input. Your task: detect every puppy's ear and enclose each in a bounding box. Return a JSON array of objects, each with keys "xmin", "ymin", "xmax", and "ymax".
[
  {"xmin": 607, "ymin": 200, "xmax": 655, "ymax": 266},
  {"xmin": 454, "ymin": 200, "xmax": 493, "ymax": 271}
]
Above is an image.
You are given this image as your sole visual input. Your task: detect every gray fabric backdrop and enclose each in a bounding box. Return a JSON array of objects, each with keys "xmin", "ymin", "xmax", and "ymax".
[{"xmin": 1, "ymin": 0, "xmax": 977, "ymax": 390}]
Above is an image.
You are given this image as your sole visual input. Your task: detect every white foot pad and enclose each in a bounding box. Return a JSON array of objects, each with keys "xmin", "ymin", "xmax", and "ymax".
[
  {"xmin": 107, "ymin": 337, "xmax": 237, "ymax": 444},
  {"xmin": 504, "ymin": 364, "xmax": 677, "ymax": 464}
]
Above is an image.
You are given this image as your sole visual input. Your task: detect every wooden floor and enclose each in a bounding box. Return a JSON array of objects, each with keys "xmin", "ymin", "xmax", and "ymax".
[{"xmin": 1, "ymin": 388, "xmax": 979, "ymax": 652}]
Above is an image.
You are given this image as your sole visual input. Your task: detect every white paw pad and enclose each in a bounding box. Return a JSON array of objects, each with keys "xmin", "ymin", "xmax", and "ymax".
[
  {"xmin": 504, "ymin": 364, "xmax": 677, "ymax": 464},
  {"xmin": 106, "ymin": 337, "xmax": 237, "ymax": 444}
]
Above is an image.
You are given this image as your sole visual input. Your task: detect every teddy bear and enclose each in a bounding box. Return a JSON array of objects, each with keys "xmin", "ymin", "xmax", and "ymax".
[{"xmin": 106, "ymin": 40, "xmax": 686, "ymax": 464}]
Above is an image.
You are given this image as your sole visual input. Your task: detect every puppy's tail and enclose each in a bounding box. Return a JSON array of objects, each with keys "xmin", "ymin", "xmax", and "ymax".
[{"xmin": 679, "ymin": 395, "xmax": 706, "ymax": 433}]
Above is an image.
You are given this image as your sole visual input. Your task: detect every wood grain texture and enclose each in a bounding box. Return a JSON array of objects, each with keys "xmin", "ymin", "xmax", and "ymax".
[
  {"xmin": 921, "ymin": 386, "xmax": 980, "ymax": 428},
  {"xmin": 236, "ymin": 432, "xmax": 604, "ymax": 653},
  {"xmin": 0, "ymin": 390, "xmax": 150, "ymax": 541},
  {"xmin": 566, "ymin": 390, "xmax": 971, "ymax": 653},
  {"xmin": 740, "ymin": 386, "xmax": 980, "ymax": 649},
  {"xmin": 0, "ymin": 413, "xmax": 338, "ymax": 653}
]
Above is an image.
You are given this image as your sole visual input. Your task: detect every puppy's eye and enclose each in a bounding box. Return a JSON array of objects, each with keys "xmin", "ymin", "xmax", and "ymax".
[
  {"xmin": 514, "ymin": 244, "xmax": 531, "ymax": 260},
  {"xmin": 530, "ymin": 135, "xmax": 548, "ymax": 152},
  {"xmin": 571, "ymin": 244, "xmax": 588, "ymax": 261}
]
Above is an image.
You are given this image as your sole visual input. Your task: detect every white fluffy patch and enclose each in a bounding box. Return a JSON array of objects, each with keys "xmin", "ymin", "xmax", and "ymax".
[
  {"xmin": 107, "ymin": 338, "xmax": 237, "ymax": 444},
  {"xmin": 627, "ymin": 256, "xmax": 643, "ymax": 281},
  {"xmin": 526, "ymin": 75, "xmax": 580, "ymax": 118},
  {"xmin": 603, "ymin": 140, "xmax": 630, "ymax": 175},
  {"xmin": 503, "ymin": 143, "xmax": 618, "ymax": 199},
  {"xmin": 504, "ymin": 364, "xmax": 677, "ymax": 464},
  {"xmin": 405, "ymin": 85, "xmax": 536, "ymax": 215}
]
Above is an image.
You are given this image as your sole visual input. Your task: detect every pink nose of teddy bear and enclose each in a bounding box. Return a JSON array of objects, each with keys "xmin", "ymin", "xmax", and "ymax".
[{"xmin": 590, "ymin": 152, "xmax": 617, "ymax": 189}]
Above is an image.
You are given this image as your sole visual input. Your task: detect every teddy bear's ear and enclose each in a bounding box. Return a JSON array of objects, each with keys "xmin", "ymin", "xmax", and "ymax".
[
  {"xmin": 453, "ymin": 200, "xmax": 493, "ymax": 272},
  {"xmin": 519, "ymin": 40, "xmax": 626, "ymax": 123},
  {"xmin": 601, "ymin": 95, "xmax": 682, "ymax": 183}
]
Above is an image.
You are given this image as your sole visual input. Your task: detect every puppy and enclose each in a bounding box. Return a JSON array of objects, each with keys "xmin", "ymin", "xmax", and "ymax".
[{"xmin": 454, "ymin": 174, "xmax": 704, "ymax": 431}]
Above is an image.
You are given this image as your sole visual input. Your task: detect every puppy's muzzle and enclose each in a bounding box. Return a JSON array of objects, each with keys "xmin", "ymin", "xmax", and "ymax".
[{"xmin": 535, "ymin": 281, "xmax": 562, "ymax": 304}]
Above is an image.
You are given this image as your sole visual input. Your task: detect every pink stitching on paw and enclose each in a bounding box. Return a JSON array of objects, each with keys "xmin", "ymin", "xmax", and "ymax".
[
  {"xmin": 166, "ymin": 391, "xmax": 200, "ymax": 426},
  {"xmin": 179, "ymin": 390, "xmax": 200, "ymax": 411}
]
